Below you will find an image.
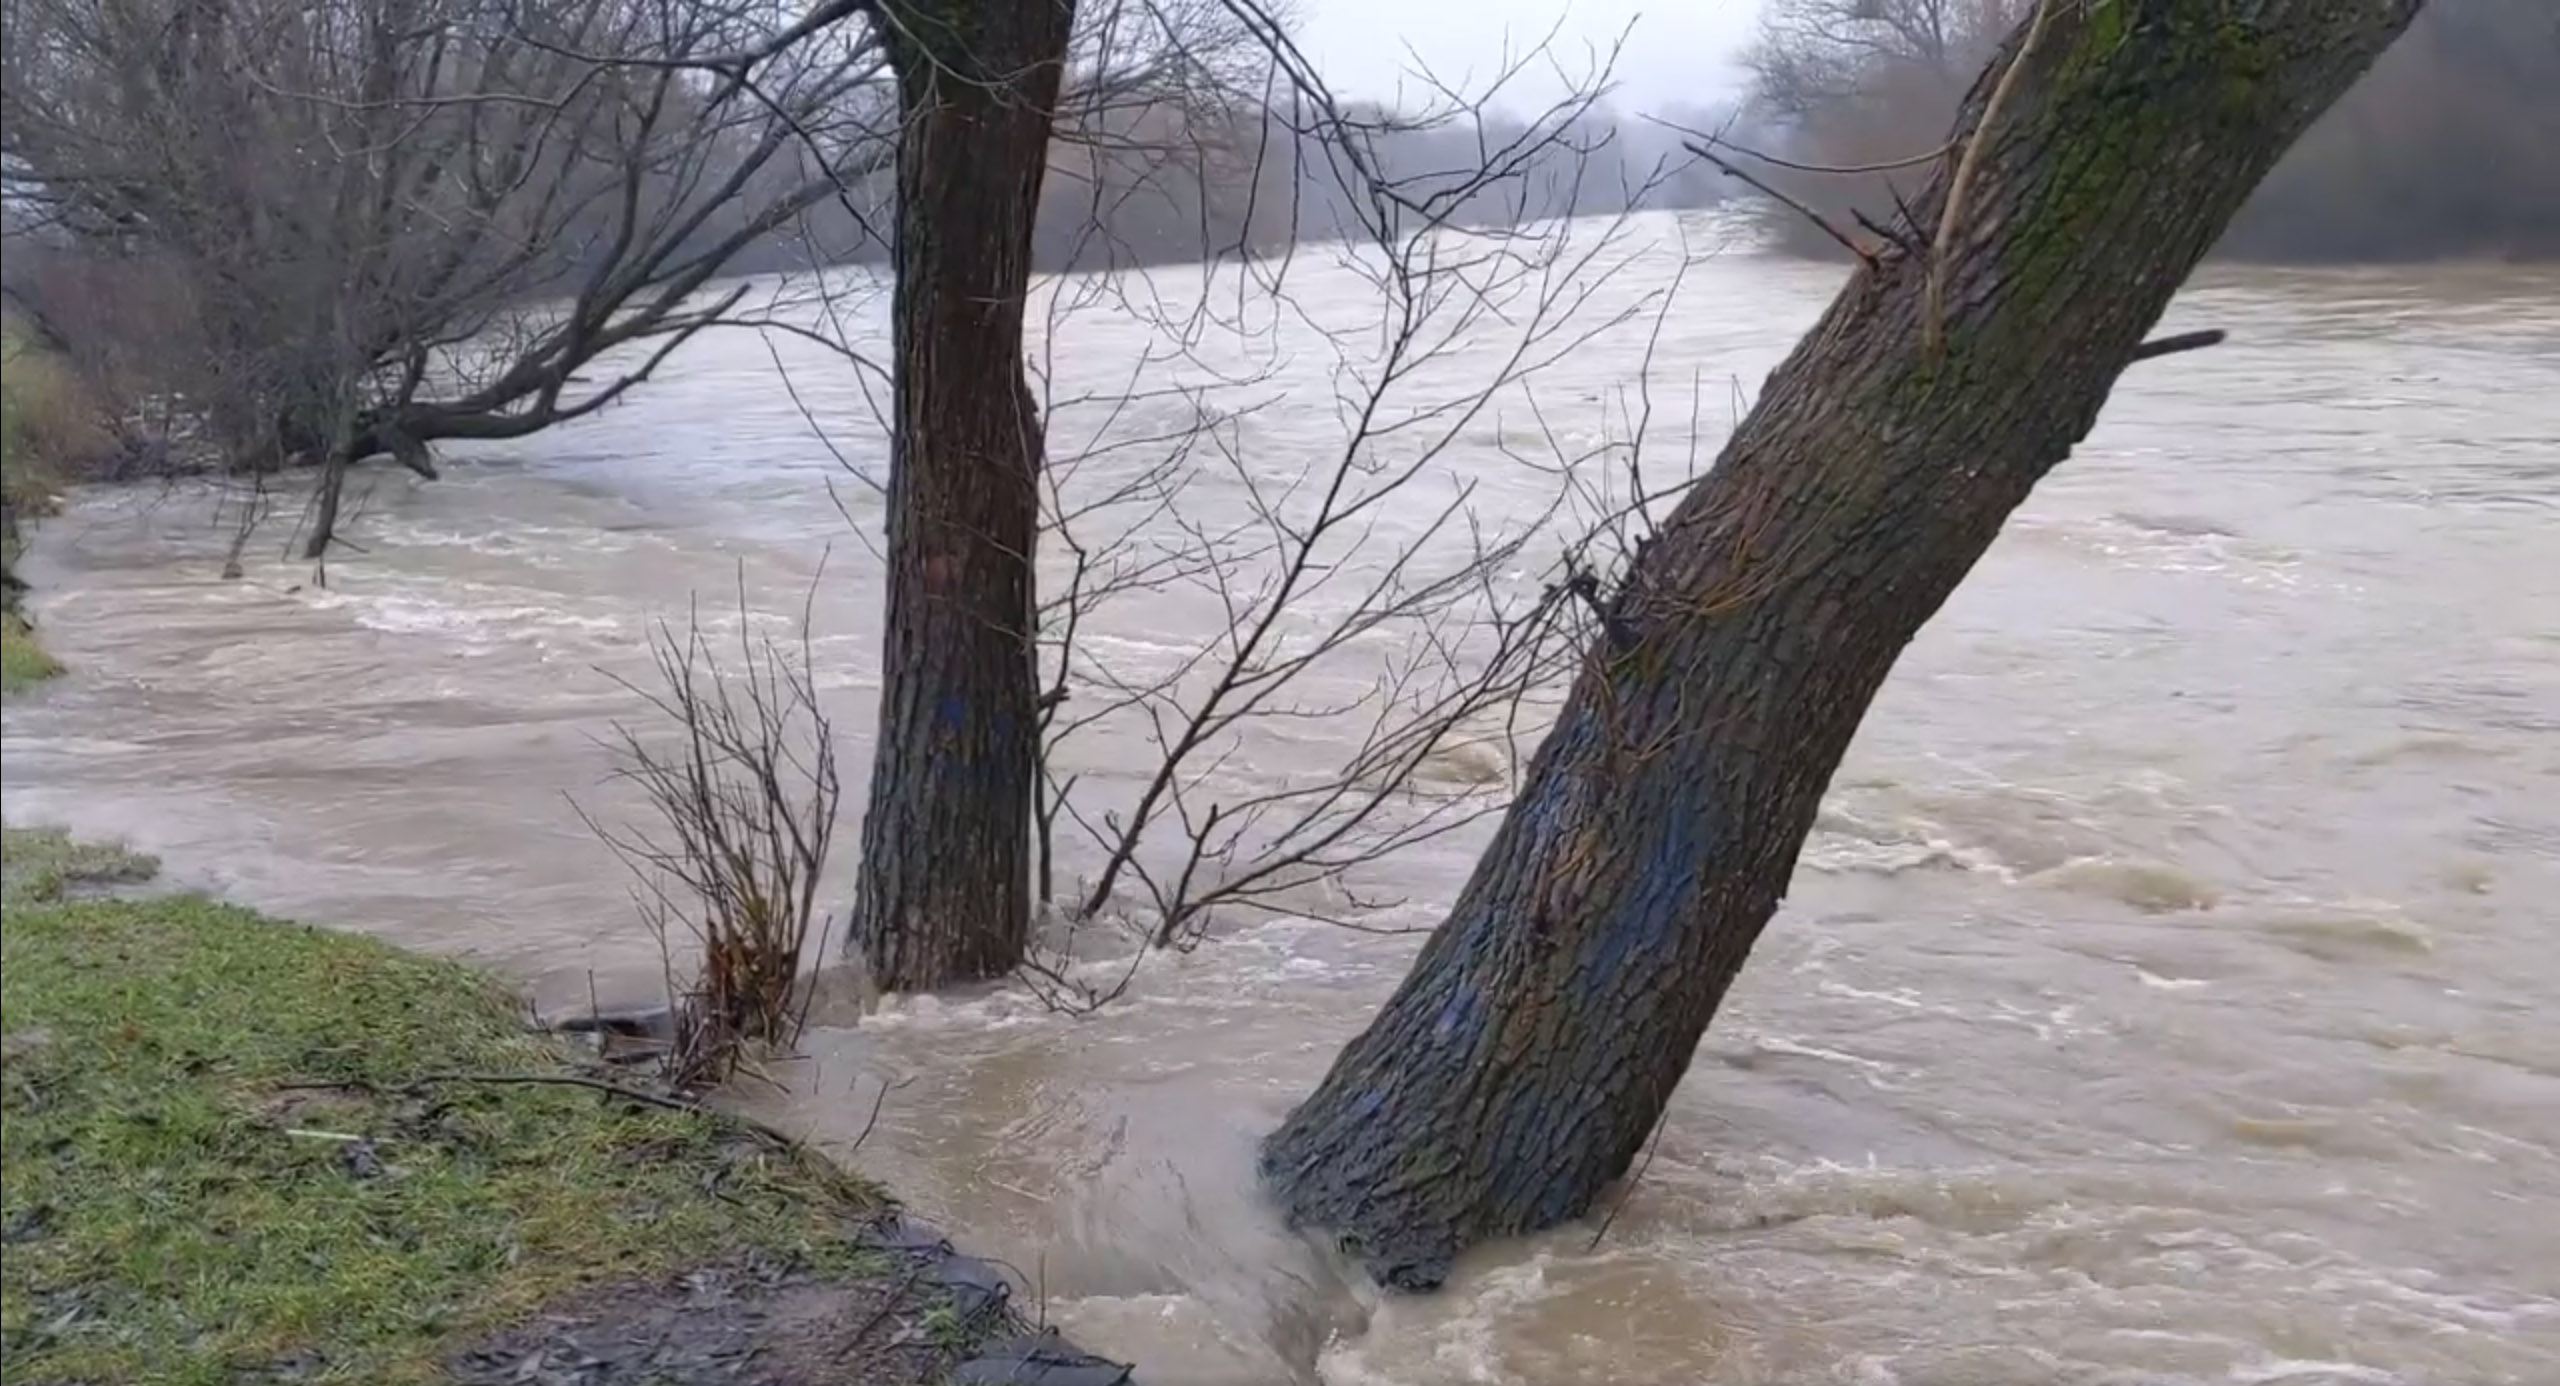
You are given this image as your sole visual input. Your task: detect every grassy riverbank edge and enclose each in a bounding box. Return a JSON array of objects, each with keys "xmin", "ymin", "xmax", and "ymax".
[
  {"xmin": 0, "ymin": 827, "xmax": 1120, "ymax": 1386},
  {"xmin": 3, "ymin": 311, "xmax": 78, "ymax": 694},
  {"xmin": 0, "ymin": 613, "xmax": 61, "ymax": 692}
]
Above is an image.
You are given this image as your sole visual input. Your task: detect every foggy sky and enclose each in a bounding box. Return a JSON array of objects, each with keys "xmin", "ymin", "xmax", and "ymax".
[{"xmin": 1299, "ymin": 0, "xmax": 1762, "ymax": 109}]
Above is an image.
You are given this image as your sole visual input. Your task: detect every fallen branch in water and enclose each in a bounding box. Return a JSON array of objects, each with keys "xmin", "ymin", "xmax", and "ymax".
[{"xmin": 845, "ymin": 1073, "xmax": 906, "ymax": 1156}]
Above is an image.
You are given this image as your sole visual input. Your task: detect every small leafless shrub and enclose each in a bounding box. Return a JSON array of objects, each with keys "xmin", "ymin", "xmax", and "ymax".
[{"xmin": 578, "ymin": 583, "xmax": 840, "ymax": 1089}]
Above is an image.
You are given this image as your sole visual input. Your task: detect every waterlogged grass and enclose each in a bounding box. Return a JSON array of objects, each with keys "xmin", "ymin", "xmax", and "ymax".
[
  {"xmin": 0, "ymin": 832, "xmax": 886, "ymax": 1386},
  {"xmin": 1, "ymin": 312, "xmax": 99, "ymax": 507},
  {"xmin": 1, "ymin": 613, "xmax": 62, "ymax": 692},
  {"xmin": 0, "ymin": 828, "xmax": 159, "ymax": 906},
  {"xmin": 2, "ymin": 313, "xmax": 78, "ymax": 527},
  {"xmin": 3, "ymin": 311, "xmax": 91, "ymax": 688}
]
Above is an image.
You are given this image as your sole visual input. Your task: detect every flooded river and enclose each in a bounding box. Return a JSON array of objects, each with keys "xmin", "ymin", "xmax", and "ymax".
[{"xmin": 7, "ymin": 216, "xmax": 2558, "ymax": 1384}]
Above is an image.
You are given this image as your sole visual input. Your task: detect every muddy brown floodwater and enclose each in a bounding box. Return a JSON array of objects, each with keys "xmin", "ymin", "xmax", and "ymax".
[{"xmin": 7, "ymin": 216, "xmax": 2558, "ymax": 1384}]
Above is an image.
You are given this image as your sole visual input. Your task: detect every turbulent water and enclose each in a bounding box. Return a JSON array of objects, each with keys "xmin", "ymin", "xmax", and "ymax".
[{"xmin": 7, "ymin": 214, "xmax": 2558, "ymax": 1385}]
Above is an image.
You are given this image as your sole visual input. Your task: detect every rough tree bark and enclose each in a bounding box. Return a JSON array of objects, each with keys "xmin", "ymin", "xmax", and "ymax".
[
  {"xmin": 304, "ymin": 449, "xmax": 352, "ymax": 562},
  {"xmin": 301, "ymin": 398, "xmax": 365, "ymax": 563},
  {"xmin": 1262, "ymin": 0, "xmax": 2430, "ymax": 1290},
  {"xmin": 851, "ymin": 0, "xmax": 1078, "ymax": 990}
]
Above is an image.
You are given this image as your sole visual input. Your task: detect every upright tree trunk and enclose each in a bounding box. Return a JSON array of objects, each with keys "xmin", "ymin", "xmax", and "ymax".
[
  {"xmin": 1263, "ymin": 0, "xmax": 2429, "ymax": 1291},
  {"xmin": 852, "ymin": 0, "xmax": 1076, "ymax": 990},
  {"xmin": 302, "ymin": 449, "xmax": 352, "ymax": 561},
  {"xmin": 301, "ymin": 406, "xmax": 361, "ymax": 563}
]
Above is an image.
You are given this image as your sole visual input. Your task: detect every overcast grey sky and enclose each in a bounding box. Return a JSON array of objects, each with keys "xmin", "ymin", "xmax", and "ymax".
[{"xmin": 1296, "ymin": 0, "xmax": 1765, "ymax": 111}]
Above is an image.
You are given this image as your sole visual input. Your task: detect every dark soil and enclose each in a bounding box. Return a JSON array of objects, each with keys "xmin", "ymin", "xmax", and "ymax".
[
  {"xmin": 446, "ymin": 1250, "xmax": 953, "ymax": 1386},
  {"xmin": 448, "ymin": 1216, "xmax": 1137, "ymax": 1386}
]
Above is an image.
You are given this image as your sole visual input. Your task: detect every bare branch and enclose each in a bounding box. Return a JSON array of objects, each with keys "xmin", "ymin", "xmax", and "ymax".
[
  {"xmin": 1, "ymin": 0, "xmax": 889, "ymax": 558},
  {"xmin": 1003, "ymin": 25, "xmax": 1719, "ymax": 1008},
  {"xmin": 2129, "ymin": 328, "xmax": 2227, "ymax": 363}
]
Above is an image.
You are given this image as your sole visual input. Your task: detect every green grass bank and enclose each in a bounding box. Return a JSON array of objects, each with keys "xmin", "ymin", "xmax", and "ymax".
[{"xmin": 0, "ymin": 828, "xmax": 1082, "ymax": 1385}]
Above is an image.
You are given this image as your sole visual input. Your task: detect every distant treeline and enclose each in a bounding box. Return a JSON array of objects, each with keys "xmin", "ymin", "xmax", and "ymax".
[
  {"xmin": 0, "ymin": 0, "xmax": 1740, "ymax": 541},
  {"xmin": 1736, "ymin": 0, "xmax": 2558, "ymax": 263},
  {"xmin": 717, "ymin": 99, "xmax": 1739, "ymax": 279}
]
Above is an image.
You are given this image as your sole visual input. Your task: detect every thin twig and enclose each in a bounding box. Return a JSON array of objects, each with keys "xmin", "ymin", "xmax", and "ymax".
[
  {"xmin": 837, "ymin": 1260, "xmax": 936, "ymax": 1361},
  {"xmin": 846, "ymin": 1074, "xmax": 910, "ymax": 1155},
  {"xmin": 405, "ymin": 1071, "xmax": 807, "ymax": 1149},
  {"xmin": 1684, "ymin": 140, "xmax": 1876, "ymax": 268},
  {"xmin": 1586, "ymin": 1103, "xmax": 1675, "ymax": 1253},
  {"xmin": 1648, "ymin": 114, "xmax": 1952, "ymax": 176}
]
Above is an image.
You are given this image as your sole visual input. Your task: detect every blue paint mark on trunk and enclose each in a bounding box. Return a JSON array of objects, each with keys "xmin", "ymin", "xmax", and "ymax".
[
  {"xmin": 1582, "ymin": 762, "xmax": 1709, "ymax": 987},
  {"xmin": 1433, "ymin": 979, "xmax": 1483, "ymax": 1044}
]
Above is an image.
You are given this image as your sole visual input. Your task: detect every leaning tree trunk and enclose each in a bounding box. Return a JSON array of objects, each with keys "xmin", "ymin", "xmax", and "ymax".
[
  {"xmin": 1262, "ymin": 0, "xmax": 2429, "ymax": 1291},
  {"xmin": 851, "ymin": 0, "xmax": 1077, "ymax": 991}
]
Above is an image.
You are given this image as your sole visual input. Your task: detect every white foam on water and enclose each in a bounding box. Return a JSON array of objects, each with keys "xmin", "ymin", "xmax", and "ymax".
[
  {"xmin": 1805, "ymin": 801, "xmax": 2013, "ymax": 877},
  {"xmin": 2227, "ymin": 1361, "xmax": 2405, "ymax": 1385}
]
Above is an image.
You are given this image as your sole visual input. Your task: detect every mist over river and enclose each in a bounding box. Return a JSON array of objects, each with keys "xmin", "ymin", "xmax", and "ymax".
[{"xmin": 7, "ymin": 214, "xmax": 2557, "ymax": 1384}]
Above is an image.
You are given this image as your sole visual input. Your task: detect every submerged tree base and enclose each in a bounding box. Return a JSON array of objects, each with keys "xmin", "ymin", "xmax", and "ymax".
[
  {"xmin": 1256, "ymin": 723, "xmax": 1744, "ymax": 1294},
  {"xmin": 1260, "ymin": 0, "xmax": 2430, "ymax": 1294}
]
